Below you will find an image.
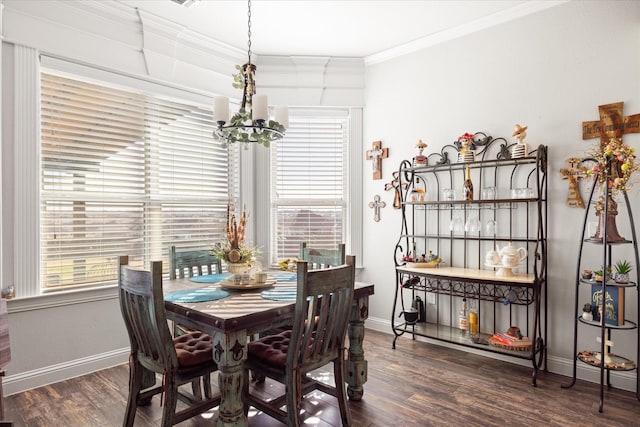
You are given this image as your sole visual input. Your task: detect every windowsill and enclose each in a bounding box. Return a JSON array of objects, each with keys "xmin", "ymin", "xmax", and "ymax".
[{"xmin": 5, "ymin": 285, "xmax": 118, "ymax": 313}]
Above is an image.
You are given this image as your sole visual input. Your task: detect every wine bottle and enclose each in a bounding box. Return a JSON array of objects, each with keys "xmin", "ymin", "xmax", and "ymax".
[
  {"xmin": 463, "ymin": 166, "xmax": 474, "ymax": 200},
  {"xmin": 459, "ymin": 298, "xmax": 469, "ymax": 332}
]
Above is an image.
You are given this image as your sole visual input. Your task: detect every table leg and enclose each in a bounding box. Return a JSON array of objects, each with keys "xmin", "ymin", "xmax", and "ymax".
[
  {"xmin": 212, "ymin": 330, "xmax": 248, "ymax": 427},
  {"xmin": 347, "ymin": 295, "xmax": 369, "ymax": 401}
]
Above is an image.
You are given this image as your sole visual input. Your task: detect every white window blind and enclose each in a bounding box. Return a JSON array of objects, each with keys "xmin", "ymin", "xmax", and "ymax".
[
  {"xmin": 40, "ymin": 72, "xmax": 235, "ymax": 291},
  {"xmin": 271, "ymin": 112, "xmax": 348, "ymax": 263}
]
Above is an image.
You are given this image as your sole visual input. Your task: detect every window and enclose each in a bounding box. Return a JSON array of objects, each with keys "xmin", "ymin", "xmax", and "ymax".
[
  {"xmin": 270, "ymin": 110, "xmax": 349, "ymax": 263},
  {"xmin": 40, "ymin": 72, "xmax": 236, "ymax": 291}
]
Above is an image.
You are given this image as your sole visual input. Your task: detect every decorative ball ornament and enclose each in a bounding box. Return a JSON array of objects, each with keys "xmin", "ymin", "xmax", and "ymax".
[{"xmin": 228, "ymin": 249, "xmax": 242, "ymax": 263}]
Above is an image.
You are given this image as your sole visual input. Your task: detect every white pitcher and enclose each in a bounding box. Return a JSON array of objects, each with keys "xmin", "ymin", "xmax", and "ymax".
[{"xmin": 497, "ymin": 243, "xmax": 527, "ymax": 267}]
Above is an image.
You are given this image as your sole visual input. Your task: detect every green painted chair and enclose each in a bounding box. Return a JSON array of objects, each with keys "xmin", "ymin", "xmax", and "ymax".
[
  {"xmin": 243, "ymin": 256, "xmax": 356, "ymax": 426},
  {"xmin": 299, "ymin": 242, "xmax": 346, "ymax": 269},
  {"xmin": 118, "ymin": 256, "xmax": 220, "ymax": 427},
  {"xmin": 169, "ymin": 246, "xmax": 222, "ymax": 280}
]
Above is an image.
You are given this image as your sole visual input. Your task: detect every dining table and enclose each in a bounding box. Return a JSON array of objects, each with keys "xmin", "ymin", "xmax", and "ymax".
[{"xmin": 160, "ymin": 271, "xmax": 375, "ymax": 427}]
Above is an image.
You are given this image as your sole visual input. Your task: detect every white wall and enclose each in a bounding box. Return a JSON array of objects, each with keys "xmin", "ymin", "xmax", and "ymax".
[{"xmin": 361, "ymin": 0, "xmax": 640, "ymax": 389}]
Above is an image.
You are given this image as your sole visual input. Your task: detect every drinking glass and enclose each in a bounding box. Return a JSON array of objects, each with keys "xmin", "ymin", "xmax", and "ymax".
[
  {"xmin": 524, "ymin": 187, "xmax": 534, "ymax": 198},
  {"xmin": 465, "ymin": 213, "xmax": 482, "ymax": 233},
  {"xmin": 486, "ymin": 219, "xmax": 497, "ymax": 235},
  {"xmin": 449, "ymin": 211, "xmax": 464, "ymax": 233},
  {"xmin": 443, "ymin": 188, "xmax": 455, "ymax": 201},
  {"xmin": 481, "ymin": 187, "xmax": 496, "ymax": 200}
]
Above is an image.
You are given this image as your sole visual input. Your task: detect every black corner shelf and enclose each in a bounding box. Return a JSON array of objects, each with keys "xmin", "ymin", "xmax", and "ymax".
[{"xmin": 561, "ymin": 160, "xmax": 640, "ymax": 412}]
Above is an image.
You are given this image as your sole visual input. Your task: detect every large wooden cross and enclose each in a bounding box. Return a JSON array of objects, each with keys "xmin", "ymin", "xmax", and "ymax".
[
  {"xmin": 366, "ymin": 140, "xmax": 388, "ymax": 180},
  {"xmin": 582, "ymin": 101, "xmax": 640, "ymax": 148}
]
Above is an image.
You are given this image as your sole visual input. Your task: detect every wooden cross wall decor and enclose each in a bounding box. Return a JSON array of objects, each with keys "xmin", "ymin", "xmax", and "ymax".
[
  {"xmin": 384, "ymin": 171, "xmax": 407, "ymax": 209},
  {"xmin": 365, "ymin": 140, "xmax": 388, "ymax": 180},
  {"xmin": 560, "ymin": 158, "xmax": 588, "ymax": 208},
  {"xmin": 582, "ymin": 101, "xmax": 640, "ymax": 148}
]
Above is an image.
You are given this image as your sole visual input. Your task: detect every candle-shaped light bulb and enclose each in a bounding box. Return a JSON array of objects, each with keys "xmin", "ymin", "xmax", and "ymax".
[
  {"xmin": 214, "ymin": 96, "xmax": 229, "ymax": 123},
  {"xmin": 252, "ymin": 94, "xmax": 268, "ymax": 121},
  {"xmin": 275, "ymin": 106, "xmax": 289, "ymax": 129}
]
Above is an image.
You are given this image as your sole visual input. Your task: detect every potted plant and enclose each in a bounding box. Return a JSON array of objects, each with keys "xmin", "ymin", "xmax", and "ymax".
[
  {"xmin": 614, "ymin": 260, "xmax": 632, "ymax": 283},
  {"xmin": 593, "ymin": 266, "xmax": 611, "ymax": 282}
]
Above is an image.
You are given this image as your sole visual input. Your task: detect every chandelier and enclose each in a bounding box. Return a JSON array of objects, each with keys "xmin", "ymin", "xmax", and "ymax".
[{"xmin": 213, "ymin": 0, "xmax": 288, "ymax": 147}]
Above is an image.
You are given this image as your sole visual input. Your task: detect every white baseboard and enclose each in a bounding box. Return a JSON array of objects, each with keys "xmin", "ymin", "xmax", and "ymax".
[
  {"xmin": 3, "ymin": 348, "xmax": 130, "ymax": 396},
  {"xmin": 365, "ymin": 316, "xmax": 637, "ymax": 392}
]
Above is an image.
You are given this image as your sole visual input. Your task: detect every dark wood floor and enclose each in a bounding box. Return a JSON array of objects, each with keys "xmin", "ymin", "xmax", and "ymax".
[{"xmin": 3, "ymin": 329, "xmax": 640, "ymax": 426}]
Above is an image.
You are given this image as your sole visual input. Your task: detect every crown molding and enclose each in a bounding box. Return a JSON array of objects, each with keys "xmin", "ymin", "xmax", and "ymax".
[{"xmin": 365, "ymin": 0, "xmax": 570, "ymax": 66}]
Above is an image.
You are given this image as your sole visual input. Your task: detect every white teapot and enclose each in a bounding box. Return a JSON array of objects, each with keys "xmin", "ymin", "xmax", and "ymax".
[
  {"xmin": 498, "ymin": 243, "xmax": 527, "ymax": 267},
  {"xmin": 485, "ymin": 249, "xmax": 500, "ymax": 265}
]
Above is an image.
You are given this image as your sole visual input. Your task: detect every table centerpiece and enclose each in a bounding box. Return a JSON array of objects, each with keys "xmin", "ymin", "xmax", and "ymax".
[{"xmin": 211, "ymin": 203, "xmax": 260, "ymax": 275}]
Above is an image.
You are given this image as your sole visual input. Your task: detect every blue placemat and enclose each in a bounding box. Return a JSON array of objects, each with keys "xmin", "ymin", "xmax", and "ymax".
[
  {"xmin": 189, "ymin": 273, "xmax": 231, "ymax": 283},
  {"xmin": 261, "ymin": 287, "xmax": 297, "ymax": 301},
  {"xmin": 270, "ymin": 272, "xmax": 297, "ymax": 282},
  {"xmin": 165, "ymin": 288, "xmax": 229, "ymax": 303}
]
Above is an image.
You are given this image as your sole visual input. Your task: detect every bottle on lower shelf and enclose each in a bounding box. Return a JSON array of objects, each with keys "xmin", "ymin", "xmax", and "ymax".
[{"xmin": 459, "ymin": 298, "xmax": 468, "ymax": 333}]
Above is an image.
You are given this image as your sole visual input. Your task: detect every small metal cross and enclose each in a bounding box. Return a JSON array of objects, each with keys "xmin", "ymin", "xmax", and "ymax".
[{"xmin": 368, "ymin": 195, "xmax": 386, "ymax": 222}]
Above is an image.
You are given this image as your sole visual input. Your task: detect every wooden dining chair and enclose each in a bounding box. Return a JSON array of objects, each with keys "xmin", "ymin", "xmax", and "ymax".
[
  {"xmin": 299, "ymin": 242, "xmax": 346, "ymax": 269},
  {"xmin": 169, "ymin": 246, "xmax": 222, "ymax": 280},
  {"xmin": 118, "ymin": 256, "xmax": 221, "ymax": 427},
  {"xmin": 242, "ymin": 255, "xmax": 356, "ymax": 426},
  {"xmin": 169, "ymin": 245, "xmax": 223, "ymax": 336}
]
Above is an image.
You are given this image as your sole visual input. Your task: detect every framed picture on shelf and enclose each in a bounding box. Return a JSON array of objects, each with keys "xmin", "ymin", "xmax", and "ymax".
[{"xmin": 591, "ymin": 285, "xmax": 625, "ymax": 326}]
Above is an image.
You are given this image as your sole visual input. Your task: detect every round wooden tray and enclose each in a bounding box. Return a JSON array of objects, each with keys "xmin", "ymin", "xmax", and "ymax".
[
  {"xmin": 218, "ymin": 279, "xmax": 276, "ymax": 290},
  {"xmin": 406, "ymin": 261, "xmax": 440, "ymax": 268},
  {"xmin": 578, "ymin": 350, "xmax": 636, "ymax": 371}
]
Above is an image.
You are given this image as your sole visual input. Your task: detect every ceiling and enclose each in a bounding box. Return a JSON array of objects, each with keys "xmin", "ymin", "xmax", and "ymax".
[{"xmin": 117, "ymin": 1, "xmax": 563, "ymax": 61}]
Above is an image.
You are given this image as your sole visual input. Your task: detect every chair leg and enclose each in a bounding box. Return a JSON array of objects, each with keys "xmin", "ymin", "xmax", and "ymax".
[
  {"xmin": 191, "ymin": 377, "xmax": 203, "ymax": 400},
  {"xmin": 161, "ymin": 375, "xmax": 178, "ymax": 427},
  {"xmin": 286, "ymin": 370, "xmax": 302, "ymax": 427},
  {"xmin": 124, "ymin": 359, "xmax": 142, "ymax": 427},
  {"xmin": 203, "ymin": 373, "xmax": 212, "ymax": 399},
  {"xmin": 333, "ymin": 359, "xmax": 351, "ymax": 427}
]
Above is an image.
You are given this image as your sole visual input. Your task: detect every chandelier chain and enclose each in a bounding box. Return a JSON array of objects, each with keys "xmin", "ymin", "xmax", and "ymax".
[{"xmin": 247, "ymin": 0, "xmax": 252, "ymax": 64}]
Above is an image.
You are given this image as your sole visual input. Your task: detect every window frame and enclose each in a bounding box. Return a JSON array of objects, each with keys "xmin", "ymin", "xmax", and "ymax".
[
  {"xmin": 12, "ymin": 52, "xmax": 240, "ymax": 298},
  {"xmin": 269, "ymin": 109, "xmax": 349, "ymax": 264}
]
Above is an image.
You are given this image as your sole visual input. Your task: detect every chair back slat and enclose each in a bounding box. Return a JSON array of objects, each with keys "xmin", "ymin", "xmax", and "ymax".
[
  {"xmin": 169, "ymin": 246, "xmax": 222, "ymax": 280},
  {"xmin": 289, "ymin": 256, "xmax": 355, "ymax": 369},
  {"xmin": 300, "ymin": 242, "xmax": 346, "ymax": 269},
  {"xmin": 118, "ymin": 256, "xmax": 177, "ymax": 371}
]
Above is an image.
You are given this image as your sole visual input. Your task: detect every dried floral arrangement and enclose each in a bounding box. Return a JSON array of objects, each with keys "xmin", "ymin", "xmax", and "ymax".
[
  {"xmin": 211, "ymin": 203, "xmax": 260, "ymax": 264},
  {"xmin": 587, "ymin": 137, "xmax": 638, "ymax": 195}
]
